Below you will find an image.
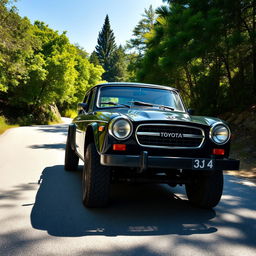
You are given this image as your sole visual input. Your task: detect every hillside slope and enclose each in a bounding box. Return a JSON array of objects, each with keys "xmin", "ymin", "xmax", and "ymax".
[{"xmin": 222, "ymin": 106, "xmax": 256, "ymax": 179}]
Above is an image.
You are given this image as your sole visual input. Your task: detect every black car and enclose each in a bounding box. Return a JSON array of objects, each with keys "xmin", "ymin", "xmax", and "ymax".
[{"xmin": 65, "ymin": 82, "xmax": 239, "ymax": 208}]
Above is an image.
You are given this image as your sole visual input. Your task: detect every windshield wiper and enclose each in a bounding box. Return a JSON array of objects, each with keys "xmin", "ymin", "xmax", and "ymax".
[
  {"xmin": 129, "ymin": 101, "xmax": 175, "ymax": 111},
  {"xmin": 100, "ymin": 102, "xmax": 130, "ymax": 108}
]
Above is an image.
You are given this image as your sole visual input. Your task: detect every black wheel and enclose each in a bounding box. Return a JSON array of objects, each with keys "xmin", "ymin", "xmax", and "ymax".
[
  {"xmin": 185, "ymin": 170, "xmax": 223, "ymax": 208},
  {"xmin": 82, "ymin": 143, "xmax": 111, "ymax": 208},
  {"xmin": 64, "ymin": 131, "xmax": 79, "ymax": 171}
]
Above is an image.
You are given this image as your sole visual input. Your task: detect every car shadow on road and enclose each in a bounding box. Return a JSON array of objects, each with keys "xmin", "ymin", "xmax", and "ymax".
[
  {"xmin": 29, "ymin": 143, "xmax": 66, "ymax": 150},
  {"xmin": 31, "ymin": 165, "xmax": 217, "ymax": 237},
  {"xmin": 35, "ymin": 124, "xmax": 68, "ymax": 135}
]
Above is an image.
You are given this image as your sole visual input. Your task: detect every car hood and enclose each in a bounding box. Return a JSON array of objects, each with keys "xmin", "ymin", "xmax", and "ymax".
[{"xmin": 119, "ymin": 108, "xmax": 222, "ymax": 127}]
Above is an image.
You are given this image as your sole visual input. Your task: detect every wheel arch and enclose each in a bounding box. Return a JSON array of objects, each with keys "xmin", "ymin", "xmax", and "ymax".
[{"xmin": 84, "ymin": 123, "xmax": 100, "ymax": 154}]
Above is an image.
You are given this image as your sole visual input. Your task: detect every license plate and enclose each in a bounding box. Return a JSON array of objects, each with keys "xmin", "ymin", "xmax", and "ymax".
[{"xmin": 192, "ymin": 159, "xmax": 215, "ymax": 170}]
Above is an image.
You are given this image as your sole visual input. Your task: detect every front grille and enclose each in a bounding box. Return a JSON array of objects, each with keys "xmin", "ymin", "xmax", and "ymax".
[{"xmin": 136, "ymin": 124, "xmax": 205, "ymax": 149}]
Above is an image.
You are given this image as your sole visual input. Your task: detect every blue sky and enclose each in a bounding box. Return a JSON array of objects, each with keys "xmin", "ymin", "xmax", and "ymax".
[{"xmin": 15, "ymin": 0, "xmax": 164, "ymax": 54}]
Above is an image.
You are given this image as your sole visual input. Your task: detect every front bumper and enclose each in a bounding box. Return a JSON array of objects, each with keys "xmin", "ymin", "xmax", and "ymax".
[{"xmin": 100, "ymin": 151, "xmax": 240, "ymax": 171}]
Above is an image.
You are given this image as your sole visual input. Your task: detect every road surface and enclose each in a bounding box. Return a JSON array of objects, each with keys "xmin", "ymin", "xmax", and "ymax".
[{"xmin": 0, "ymin": 122, "xmax": 256, "ymax": 256}]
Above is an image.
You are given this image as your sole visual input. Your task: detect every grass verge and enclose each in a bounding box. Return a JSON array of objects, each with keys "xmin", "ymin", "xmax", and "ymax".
[{"xmin": 0, "ymin": 116, "xmax": 19, "ymax": 135}]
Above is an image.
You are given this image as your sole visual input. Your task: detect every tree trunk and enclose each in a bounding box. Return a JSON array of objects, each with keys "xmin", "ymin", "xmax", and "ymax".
[
  {"xmin": 184, "ymin": 65, "xmax": 195, "ymax": 100},
  {"xmin": 222, "ymin": 54, "xmax": 232, "ymax": 87}
]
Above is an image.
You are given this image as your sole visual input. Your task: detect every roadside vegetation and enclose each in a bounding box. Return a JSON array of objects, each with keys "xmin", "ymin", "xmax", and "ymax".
[
  {"xmin": 127, "ymin": 1, "xmax": 256, "ymax": 116},
  {"xmin": 0, "ymin": 116, "xmax": 18, "ymax": 134},
  {"xmin": 226, "ymin": 107, "xmax": 256, "ymax": 179},
  {"xmin": 0, "ymin": 0, "xmax": 104, "ymax": 126},
  {"xmin": 63, "ymin": 109, "xmax": 77, "ymax": 119}
]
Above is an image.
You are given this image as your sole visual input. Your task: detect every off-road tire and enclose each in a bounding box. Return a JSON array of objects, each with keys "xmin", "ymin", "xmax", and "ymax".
[
  {"xmin": 185, "ymin": 170, "xmax": 223, "ymax": 208},
  {"xmin": 64, "ymin": 131, "xmax": 79, "ymax": 171},
  {"xmin": 82, "ymin": 143, "xmax": 111, "ymax": 208}
]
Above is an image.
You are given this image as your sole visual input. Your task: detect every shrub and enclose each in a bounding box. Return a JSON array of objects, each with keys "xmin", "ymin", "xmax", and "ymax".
[{"xmin": 63, "ymin": 109, "xmax": 77, "ymax": 119}]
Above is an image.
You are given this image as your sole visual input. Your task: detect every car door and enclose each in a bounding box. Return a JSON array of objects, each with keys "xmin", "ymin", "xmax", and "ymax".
[
  {"xmin": 75, "ymin": 91, "xmax": 91, "ymax": 158},
  {"xmin": 75, "ymin": 88, "xmax": 97, "ymax": 159}
]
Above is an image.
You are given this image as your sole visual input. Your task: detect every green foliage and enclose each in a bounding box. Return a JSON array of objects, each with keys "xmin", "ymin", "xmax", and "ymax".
[
  {"xmin": 0, "ymin": 1, "xmax": 104, "ymax": 124},
  {"xmin": 126, "ymin": 52, "xmax": 140, "ymax": 81},
  {"xmin": 0, "ymin": 1, "xmax": 38, "ymax": 92},
  {"xmin": 89, "ymin": 51, "xmax": 100, "ymax": 66},
  {"xmin": 94, "ymin": 15, "xmax": 130, "ymax": 82},
  {"xmin": 0, "ymin": 115, "xmax": 18, "ymax": 134},
  {"xmin": 63, "ymin": 109, "xmax": 77, "ymax": 119},
  {"xmin": 108, "ymin": 46, "xmax": 129, "ymax": 82},
  {"xmin": 136, "ymin": 0, "xmax": 256, "ymax": 115},
  {"xmin": 127, "ymin": 5, "xmax": 156, "ymax": 55},
  {"xmin": 14, "ymin": 106, "xmax": 61, "ymax": 125},
  {"xmin": 126, "ymin": 6, "xmax": 156, "ymax": 81},
  {"xmin": 95, "ymin": 15, "xmax": 117, "ymax": 81}
]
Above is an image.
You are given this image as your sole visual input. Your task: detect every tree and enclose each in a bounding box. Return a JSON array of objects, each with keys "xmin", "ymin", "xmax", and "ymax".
[
  {"xmin": 125, "ymin": 5, "xmax": 156, "ymax": 82},
  {"xmin": 95, "ymin": 15, "xmax": 116, "ymax": 81},
  {"xmin": 109, "ymin": 46, "xmax": 129, "ymax": 82},
  {"xmin": 89, "ymin": 51, "xmax": 100, "ymax": 66},
  {"xmin": 0, "ymin": 0, "xmax": 38, "ymax": 93},
  {"xmin": 137, "ymin": 0, "xmax": 256, "ymax": 115},
  {"xmin": 0, "ymin": 0, "xmax": 104, "ymax": 123},
  {"xmin": 127, "ymin": 5, "xmax": 156, "ymax": 55},
  {"xmin": 1, "ymin": 16, "xmax": 104, "ymax": 114},
  {"xmin": 15, "ymin": 21, "xmax": 104, "ymax": 107}
]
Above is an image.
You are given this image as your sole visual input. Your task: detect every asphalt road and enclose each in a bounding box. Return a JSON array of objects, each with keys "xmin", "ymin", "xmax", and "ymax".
[{"xmin": 0, "ymin": 121, "xmax": 256, "ymax": 256}]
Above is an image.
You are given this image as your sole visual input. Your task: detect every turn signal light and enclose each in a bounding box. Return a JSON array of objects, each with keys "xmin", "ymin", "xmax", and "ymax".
[
  {"xmin": 213, "ymin": 148, "xmax": 225, "ymax": 155},
  {"xmin": 98, "ymin": 126, "xmax": 105, "ymax": 132},
  {"xmin": 113, "ymin": 144, "xmax": 126, "ymax": 151}
]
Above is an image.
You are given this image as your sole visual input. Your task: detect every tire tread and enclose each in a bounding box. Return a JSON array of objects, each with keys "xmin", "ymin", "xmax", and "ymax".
[
  {"xmin": 83, "ymin": 143, "xmax": 111, "ymax": 207},
  {"xmin": 64, "ymin": 131, "xmax": 79, "ymax": 171},
  {"xmin": 185, "ymin": 170, "xmax": 223, "ymax": 208}
]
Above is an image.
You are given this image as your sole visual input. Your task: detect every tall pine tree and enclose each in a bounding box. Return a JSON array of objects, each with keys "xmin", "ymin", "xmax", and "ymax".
[
  {"xmin": 95, "ymin": 15, "xmax": 116, "ymax": 81},
  {"xmin": 109, "ymin": 46, "xmax": 129, "ymax": 82},
  {"xmin": 127, "ymin": 5, "xmax": 155, "ymax": 55}
]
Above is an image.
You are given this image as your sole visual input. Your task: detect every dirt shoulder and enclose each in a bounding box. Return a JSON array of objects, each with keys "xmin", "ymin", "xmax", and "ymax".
[
  {"xmin": 229, "ymin": 137, "xmax": 256, "ymax": 181},
  {"xmin": 221, "ymin": 107, "xmax": 256, "ymax": 181}
]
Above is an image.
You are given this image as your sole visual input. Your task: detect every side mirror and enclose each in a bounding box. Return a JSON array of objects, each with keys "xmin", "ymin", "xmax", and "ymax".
[
  {"xmin": 187, "ymin": 108, "xmax": 195, "ymax": 115},
  {"xmin": 78, "ymin": 103, "xmax": 88, "ymax": 112}
]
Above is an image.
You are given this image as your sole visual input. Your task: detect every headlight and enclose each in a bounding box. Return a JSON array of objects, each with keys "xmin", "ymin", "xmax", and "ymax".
[
  {"xmin": 210, "ymin": 123, "xmax": 231, "ymax": 145},
  {"xmin": 109, "ymin": 117, "xmax": 133, "ymax": 140}
]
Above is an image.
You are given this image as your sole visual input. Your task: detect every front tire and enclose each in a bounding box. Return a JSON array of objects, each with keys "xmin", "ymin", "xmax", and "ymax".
[
  {"xmin": 185, "ymin": 170, "xmax": 223, "ymax": 208},
  {"xmin": 82, "ymin": 143, "xmax": 111, "ymax": 208},
  {"xmin": 64, "ymin": 131, "xmax": 79, "ymax": 171}
]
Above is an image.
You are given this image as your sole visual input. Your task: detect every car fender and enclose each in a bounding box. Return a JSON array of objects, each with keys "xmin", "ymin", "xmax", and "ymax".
[{"xmin": 84, "ymin": 122, "xmax": 101, "ymax": 154}]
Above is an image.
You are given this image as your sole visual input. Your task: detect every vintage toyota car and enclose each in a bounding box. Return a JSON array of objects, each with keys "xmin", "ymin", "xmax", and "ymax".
[{"xmin": 65, "ymin": 82, "xmax": 239, "ymax": 208}]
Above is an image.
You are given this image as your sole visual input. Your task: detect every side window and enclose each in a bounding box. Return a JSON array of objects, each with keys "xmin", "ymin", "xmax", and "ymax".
[
  {"xmin": 83, "ymin": 94, "xmax": 89, "ymax": 104},
  {"xmin": 78, "ymin": 92, "xmax": 90, "ymax": 115},
  {"xmin": 88, "ymin": 88, "xmax": 96, "ymax": 112}
]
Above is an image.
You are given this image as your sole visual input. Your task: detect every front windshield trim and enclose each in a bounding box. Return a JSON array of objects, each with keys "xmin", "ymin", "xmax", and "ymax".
[{"xmin": 96, "ymin": 85, "xmax": 186, "ymax": 112}]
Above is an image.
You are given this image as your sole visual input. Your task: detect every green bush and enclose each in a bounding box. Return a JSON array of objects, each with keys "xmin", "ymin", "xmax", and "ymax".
[
  {"xmin": 63, "ymin": 109, "xmax": 77, "ymax": 119},
  {"xmin": 0, "ymin": 116, "xmax": 18, "ymax": 134}
]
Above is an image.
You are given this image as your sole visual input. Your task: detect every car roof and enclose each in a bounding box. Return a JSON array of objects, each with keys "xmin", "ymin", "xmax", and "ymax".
[{"xmin": 94, "ymin": 82, "xmax": 178, "ymax": 91}]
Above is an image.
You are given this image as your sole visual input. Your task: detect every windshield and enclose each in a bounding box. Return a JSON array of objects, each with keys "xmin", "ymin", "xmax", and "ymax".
[{"xmin": 97, "ymin": 86, "xmax": 185, "ymax": 112}]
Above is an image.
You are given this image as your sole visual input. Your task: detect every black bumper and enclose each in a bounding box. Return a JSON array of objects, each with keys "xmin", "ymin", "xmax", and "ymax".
[{"xmin": 100, "ymin": 151, "xmax": 240, "ymax": 171}]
